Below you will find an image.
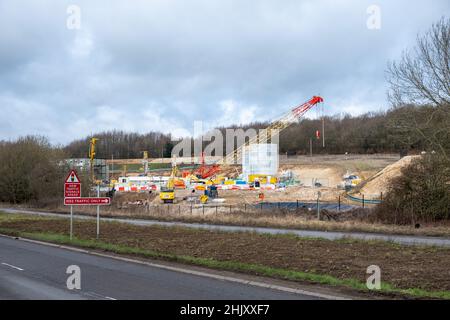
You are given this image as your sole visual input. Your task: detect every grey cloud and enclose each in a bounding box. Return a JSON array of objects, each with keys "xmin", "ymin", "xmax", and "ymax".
[{"xmin": 0, "ymin": 0, "xmax": 448, "ymax": 144}]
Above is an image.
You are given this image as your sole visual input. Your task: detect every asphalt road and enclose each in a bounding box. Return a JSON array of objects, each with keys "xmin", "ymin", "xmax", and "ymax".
[{"xmin": 0, "ymin": 236, "xmax": 321, "ymax": 300}]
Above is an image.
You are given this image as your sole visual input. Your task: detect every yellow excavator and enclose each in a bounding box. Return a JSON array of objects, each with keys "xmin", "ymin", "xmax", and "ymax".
[{"xmin": 160, "ymin": 164, "xmax": 178, "ymax": 203}]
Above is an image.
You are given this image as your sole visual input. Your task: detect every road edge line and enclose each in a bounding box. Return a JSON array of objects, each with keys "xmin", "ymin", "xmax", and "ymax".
[{"xmin": 0, "ymin": 233, "xmax": 350, "ymax": 300}]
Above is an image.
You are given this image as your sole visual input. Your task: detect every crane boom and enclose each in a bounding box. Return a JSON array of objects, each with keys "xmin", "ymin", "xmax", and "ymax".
[{"xmin": 223, "ymin": 96, "xmax": 324, "ymax": 165}]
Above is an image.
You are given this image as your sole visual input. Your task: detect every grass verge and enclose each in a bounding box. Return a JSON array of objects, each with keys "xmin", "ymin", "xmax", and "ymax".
[
  {"xmin": 8, "ymin": 204, "xmax": 450, "ymax": 238},
  {"xmin": 1, "ymin": 227, "xmax": 449, "ymax": 300}
]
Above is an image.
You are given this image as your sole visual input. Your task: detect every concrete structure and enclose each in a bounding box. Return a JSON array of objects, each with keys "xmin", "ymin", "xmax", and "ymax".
[{"xmin": 242, "ymin": 144, "xmax": 279, "ymax": 181}]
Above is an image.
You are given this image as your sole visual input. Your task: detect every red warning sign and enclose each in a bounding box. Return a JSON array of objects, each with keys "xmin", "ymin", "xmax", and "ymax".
[
  {"xmin": 65, "ymin": 170, "xmax": 81, "ymax": 184},
  {"xmin": 65, "ymin": 170, "xmax": 81, "ymax": 198}
]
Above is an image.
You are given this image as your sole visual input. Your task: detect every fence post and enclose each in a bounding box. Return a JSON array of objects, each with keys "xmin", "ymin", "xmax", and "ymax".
[
  {"xmin": 338, "ymin": 195, "xmax": 341, "ymax": 211},
  {"xmin": 244, "ymin": 203, "xmax": 247, "ymax": 213},
  {"xmin": 296, "ymin": 200, "xmax": 299, "ymax": 209},
  {"xmin": 317, "ymin": 197, "xmax": 320, "ymax": 220},
  {"xmin": 380, "ymin": 192, "xmax": 383, "ymax": 202},
  {"xmin": 362, "ymin": 194, "xmax": 365, "ymax": 208},
  {"xmin": 203, "ymin": 205, "xmax": 205, "ymax": 215}
]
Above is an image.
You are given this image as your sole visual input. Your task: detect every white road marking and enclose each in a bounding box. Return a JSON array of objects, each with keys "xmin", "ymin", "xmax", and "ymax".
[
  {"xmin": 85, "ymin": 291, "xmax": 117, "ymax": 301},
  {"xmin": 1, "ymin": 262, "xmax": 24, "ymax": 271},
  {"xmin": 0, "ymin": 234, "xmax": 351, "ymax": 300}
]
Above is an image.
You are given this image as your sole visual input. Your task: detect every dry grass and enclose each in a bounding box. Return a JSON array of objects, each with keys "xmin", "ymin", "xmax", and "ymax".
[{"xmin": 6, "ymin": 202, "xmax": 450, "ymax": 238}]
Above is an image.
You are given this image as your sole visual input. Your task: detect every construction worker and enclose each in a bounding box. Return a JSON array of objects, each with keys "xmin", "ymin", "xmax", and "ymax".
[{"xmin": 258, "ymin": 192, "xmax": 265, "ymax": 202}]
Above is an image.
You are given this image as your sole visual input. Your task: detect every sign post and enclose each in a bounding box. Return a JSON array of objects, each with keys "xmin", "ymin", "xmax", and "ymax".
[
  {"xmin": 64, "ymin": 170, "xmax": 81, "ymax": 241},
  {"xmin": 70, "ymin": 205, "xmax": 73, "ymax": 240},
  {"xmin": 97, "ymin": 184, "xmax": 100, "ymax": 240},
  {"xmin": 64, "ymin": 169, "xmax": 110, "ymax": 240}
]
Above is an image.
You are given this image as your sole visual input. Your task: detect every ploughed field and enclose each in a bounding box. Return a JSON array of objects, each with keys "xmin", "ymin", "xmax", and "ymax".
[{"xmin": 1, "ymin": 212, "xmax": 449, "ymax": 296}]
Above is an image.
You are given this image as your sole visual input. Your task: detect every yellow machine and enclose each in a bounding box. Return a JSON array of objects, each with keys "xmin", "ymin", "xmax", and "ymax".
[
  {"xmin": 344, "ymin": 174, "xmax": 362, "ymax": 190},
  {"xmin": 160, "ymin": 164, "xmax": 178, "ymax": 203},
  {"xmin": 248, "ymin": 174, "xmax": 277, "ymax": 184},
  {"xmin": 349, "ymin": 178, "xmax": 362, "ymax": 187},
  {"xmin": 89, "ymin": 138, "xmax": 99, "ymax": 181},
  {"xmin": 200, "ymin": 195, "xmax": 209, "ymax": 204},
  {"xmin": 160, "ymin": 186, "xmax": 175, "ymax": 203}
]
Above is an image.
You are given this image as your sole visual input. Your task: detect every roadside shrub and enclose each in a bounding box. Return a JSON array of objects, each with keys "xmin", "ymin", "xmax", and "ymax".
[
  {"xmin": 375, "ymin": 155, "xmax": 450, "ymax": 224},
  {"xmin": 0, "ymin": 136, "xmax": 68, "ymax": 205}
]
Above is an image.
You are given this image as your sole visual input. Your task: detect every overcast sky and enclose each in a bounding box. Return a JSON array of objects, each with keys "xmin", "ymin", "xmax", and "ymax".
[{"xmin": 0, "ymin": 0, "xmax": 448, "ymax": 144}]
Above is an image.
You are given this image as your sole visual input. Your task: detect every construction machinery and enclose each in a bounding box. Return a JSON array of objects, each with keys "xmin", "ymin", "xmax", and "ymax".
[
  {"xmin": 200, "ymin": 185, "xmax": 219, "ymax": 204},
  {"xmin": 223, "ymin": 96, "xmax": 324, "ymax": 165},
  {"xmin": 89, "ymin": 137, "xmax": 99, "ymax": 181},
  {"xmin": 343, "ymin": 174, "xmax": 362, "ymax": 191},
  {"xmin": 194, "ymin": 152, "xmax": 221, "ymax": 179},
  {"xmin": 248, "ymin": 174, "xmax": 277, "ymax": 185},
  {"xmin": 194, "ymin": 96, "xmax": 324, "ymax": 185},
  {"xmin": 187, "ymin": 97, "xmax": 324, "ymax": 181},
  {"xmin": 159, "ymin": 163, "xmax": 179, "ymax": 203}
]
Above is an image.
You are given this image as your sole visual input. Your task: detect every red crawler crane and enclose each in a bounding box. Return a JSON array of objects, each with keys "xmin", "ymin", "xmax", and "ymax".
[
  {"xmin": 223, "ymin": 96, "xmax": 324, "ymax": 165},
  {"xmin": 193, "ymin": 96, "xmax": 324, "ymax": 178},
  {"xmin": 194, "ymin": 152, "xmax": 221, "ymax": 179}
]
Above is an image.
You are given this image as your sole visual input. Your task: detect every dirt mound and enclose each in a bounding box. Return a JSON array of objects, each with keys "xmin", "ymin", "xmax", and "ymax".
[
  {"xmin": 357, "ymin": 156, "xmax": 419, "ymax": 196},
  {"xmin": 113, "ymin": 192, "xmax": 156, "ymax": 208}
]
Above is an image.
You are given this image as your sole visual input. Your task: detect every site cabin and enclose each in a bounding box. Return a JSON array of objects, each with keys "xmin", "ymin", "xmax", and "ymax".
[{"xmin": 115, "ymin": 176, "xmax": 168, "ymax": 192}]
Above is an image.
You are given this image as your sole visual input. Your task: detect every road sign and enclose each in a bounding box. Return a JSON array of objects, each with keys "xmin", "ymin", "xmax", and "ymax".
[
  {"xmin": 65, "ymin": 170, "xmax": 81, "ymax": 198},
  {"xmin": 64, "ymin": 197, "xmax": 111, "ymax": 206},
  {"xmin": 65, "ymin": 169, "xmax": 81, "ymax": 183},
  {"xmin": 65, "ymin": 183, "xmax": 81, "ymax": 198},
  {"xmin": 63, "ymin": 170, "xmax": 110, "ymax": 240}
]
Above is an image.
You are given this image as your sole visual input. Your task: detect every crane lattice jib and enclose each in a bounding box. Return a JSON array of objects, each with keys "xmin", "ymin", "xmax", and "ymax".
[{"xmin": 223, "ymin": 96, "xmax": 324, "ymax": 165}]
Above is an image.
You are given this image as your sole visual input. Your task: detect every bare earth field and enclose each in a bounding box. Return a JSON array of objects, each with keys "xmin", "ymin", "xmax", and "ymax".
[
  {"xmin": 1, "ymin": 212, "xmax": 449, "ymax": 298},
  {"xmin": 14, "ymin": 198, "xmax": 450, "ymax": 238}
]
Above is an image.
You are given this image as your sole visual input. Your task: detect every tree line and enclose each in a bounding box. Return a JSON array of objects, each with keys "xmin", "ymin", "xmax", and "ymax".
[
  {"xmin": 64, "ymin": 130, "xmax": 175, "ymax": 159},
  {"xmin": 62, "ymin": 105, "xmax": 443, "ymax": 159}
]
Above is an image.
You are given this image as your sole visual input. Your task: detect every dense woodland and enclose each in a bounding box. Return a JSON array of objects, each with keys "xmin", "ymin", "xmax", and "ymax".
[
  {"xmin": 65, "ymin": 131, "xmax": 175, "ymax": 159},
  {"xmin": 63, "ymin": 104, "xmax": 440, "ymax": 159}
]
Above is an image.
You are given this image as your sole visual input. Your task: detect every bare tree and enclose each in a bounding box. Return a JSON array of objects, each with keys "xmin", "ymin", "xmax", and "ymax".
[
  {"xmin": 0, "ymin": 136, "xmax": 67, "ymax": 205},
  {"xmin": 387, "ymin": 17, "xmax": 450, "ymax": 106},
  {"xmin": 387, "ymin": 18, "xmax": 450, "ymax": 158}
]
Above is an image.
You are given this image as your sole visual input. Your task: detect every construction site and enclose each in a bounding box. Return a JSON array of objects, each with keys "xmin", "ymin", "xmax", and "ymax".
[
  {"xmin": 69, "ymin": 96, "xmax": 413, "ymax": 215},
  {"xmin": 2, "ymin": 4, "xmax": 449, "ymax": 302}
]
